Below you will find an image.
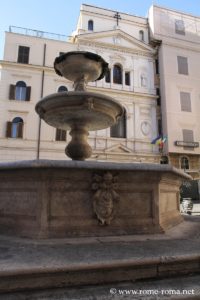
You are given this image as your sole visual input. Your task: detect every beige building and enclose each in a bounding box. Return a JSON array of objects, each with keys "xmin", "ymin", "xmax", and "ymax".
[
  {"xmin": 0, "ymin": 4, "xmax": 159, "ymax": 163},
  {"xmin": 149, "ymin": 5, "xmax": 200, "ymax": 178}
]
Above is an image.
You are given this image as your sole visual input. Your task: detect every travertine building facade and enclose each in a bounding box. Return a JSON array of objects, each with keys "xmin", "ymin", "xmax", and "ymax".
[{"xmin": 0, "ymin": 3, "xmax": 200, "ymax": 179}]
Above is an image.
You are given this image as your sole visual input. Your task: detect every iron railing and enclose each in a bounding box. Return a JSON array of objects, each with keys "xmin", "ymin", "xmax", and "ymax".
[{"xmin": 9, "ymin": 26, "xmax": 69, "ymax": 41}]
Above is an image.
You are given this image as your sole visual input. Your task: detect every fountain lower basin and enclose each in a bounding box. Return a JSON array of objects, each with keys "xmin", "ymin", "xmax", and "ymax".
[{"xmin": 0, "ymin": 160, "xmax": 191, "ymax": 238}]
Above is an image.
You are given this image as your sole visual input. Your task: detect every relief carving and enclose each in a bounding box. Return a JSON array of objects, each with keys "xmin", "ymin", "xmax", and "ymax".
[{"xmin": 92, "ymin": 172, "xmax": 120, "ymax": 225}]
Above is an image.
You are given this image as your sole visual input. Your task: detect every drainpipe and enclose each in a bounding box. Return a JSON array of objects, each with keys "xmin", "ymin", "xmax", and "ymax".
[{"xmin": 36, "ymin": 43, "xmax": 46, "ymax": 159}]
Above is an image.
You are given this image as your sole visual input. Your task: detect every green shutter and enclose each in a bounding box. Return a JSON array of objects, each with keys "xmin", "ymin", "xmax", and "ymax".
[
  {"xmin": 9, "ymin": 84, "xmax": 15, "ymax": 100},
  {"xmin": 6, "ymin": 122, "xmax": 12, "ymax": 137}
]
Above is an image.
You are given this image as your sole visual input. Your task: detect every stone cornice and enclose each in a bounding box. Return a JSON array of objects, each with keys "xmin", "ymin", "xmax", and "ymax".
[
  {"xmin": 0, "ymin": 60, "xmax": 54, "ymax": 72},
  {"xmin": 78, "ymin": 40, "xmax": 155, "ymax": 58},
  {"xmin": 87, "ymin": 85, "xmax": 157, "ymax": 100},
  {"xmin": 154, "ymin": 34, "xmax": 200, "ymax": 53}
]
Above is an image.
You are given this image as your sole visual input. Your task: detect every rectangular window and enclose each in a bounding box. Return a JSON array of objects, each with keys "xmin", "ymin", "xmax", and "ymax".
[
  {"xmin": 177, "ymin": 56, "xmax": 188, "ymax": 75},
  {"xmin": 156, "ymin": 88, "xmax": 161, "ymax": 106},
  {"xmin": 17, "ymin": 46, "xmax": 30, "ymax": 64},
  {"xmin": 158, "ymin": 119, "xmax": 162, "ymax": 136},
  {"xmin": 175, "ymin": 19, "xmax": 185, "ymax": 35},
  {"xmin": 155, "ymin": 59, "xmax": 159, "ymax": 74},
  {"xmin": 180, "ymin": 92, "xmax": 191, "ymax": 112},
  {"xmin": 182, "ymin": 129, "xmax": 194, "ymax": 150},
  {"xmin": 125, "ymin": 72, "xmax": 130, "ymax": 86},
  {"xmin": 55, "ymin": 128, "xmax": 66, "ymax": 141}
]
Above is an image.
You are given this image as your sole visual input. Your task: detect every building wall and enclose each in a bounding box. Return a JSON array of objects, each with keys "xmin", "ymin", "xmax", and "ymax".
[{"xmin": 149, "ymin": 5, "xmax": 200, "ymax": 177}]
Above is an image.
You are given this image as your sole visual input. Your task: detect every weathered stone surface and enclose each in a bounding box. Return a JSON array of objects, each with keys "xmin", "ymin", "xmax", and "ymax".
[
  {"xmin": 0, "ymin": 160, "xmax": 191, "ymax": 238},
  {"xmin": 0, "ymin": 216, "xmax": 199, "ymax": 295}
]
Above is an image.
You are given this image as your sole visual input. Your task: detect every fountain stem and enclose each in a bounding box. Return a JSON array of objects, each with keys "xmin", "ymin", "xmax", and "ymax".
[
  {"xmin": 74, "ymin": 76, "xmax": 87, "ymax": 91},
  {"xmin": 65, "ymin": 124, "xmax": 92, "ymax": 160}
]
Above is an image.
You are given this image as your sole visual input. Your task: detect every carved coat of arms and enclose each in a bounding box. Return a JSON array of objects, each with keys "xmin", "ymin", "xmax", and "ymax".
[{"xmin": 92, "ymin": 172, "xmax": 120, "ymax": 225}]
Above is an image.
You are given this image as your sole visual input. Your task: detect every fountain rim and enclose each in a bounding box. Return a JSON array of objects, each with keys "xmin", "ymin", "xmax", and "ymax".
[{"xmin": 0, "ymin": 159, "xmax": 192, "ymax": 180}]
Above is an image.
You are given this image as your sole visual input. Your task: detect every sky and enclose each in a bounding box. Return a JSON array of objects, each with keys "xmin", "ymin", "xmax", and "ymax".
[{"xmin": 0, "ymin": 0, "xmax": 200, "ymax": 59}]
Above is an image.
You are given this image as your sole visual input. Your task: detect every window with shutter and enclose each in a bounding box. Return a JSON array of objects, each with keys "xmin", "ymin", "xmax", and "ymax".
[
  {"xmin": 15, "ymin": 81, "xmax": 27, "ymax": 101},
  {"xmin": 177, "ymin": 56, "xmax": 188, "ymax": 75},
  {"xmin": 11, "ymin": 117, "xmax": 24, "ymax": 138},
  {"xmin": 180, "ymin": 92, "xmax": 191, "ymax": 112},
  {"xmin": 175, "ymin": 20, "xmax": 185, "ymax": 35},
  {"xmin": 9, "ymin": 85, "xmax": 16, "ymax": 100},
  {"xmin": 55, "ymin": 129, "xmax": 66, "ymax": 141},
  {"xmin": 17, "ymin": 46, "xmax": 30, "ymax": 64},
  {"xmin": 182, "ymin": 129, "xmax": 194, "ymax": 150},
  {"xmin": 6, "ymin": 121, "xmax": 12, "ymax": 137},
  {"xmin": 26, "ymin": 86, "xmax": 31, "ymax": 101},
  {"xmin": 110, "ymin": 109, "xmax": 126, "ymax": 138}
]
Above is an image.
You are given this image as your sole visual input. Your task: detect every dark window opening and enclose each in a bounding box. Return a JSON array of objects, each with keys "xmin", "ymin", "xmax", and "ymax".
[
  {"xmin": 110, "ymin": 109, "xmax": 126, "ymax": 138},
  {"xmin": 17, "ymin": 46, "xmax": 30, "ymax": 64},
  {"xmin": 105, "ymin": 69, "xmax": 111, "ymax": 83},
  {"xmin": 56, "ymin": 128, "xmax": 66, "ymax": 141},
  {"xmin": 139, "ymin": 30, "xmax": 144, "ymax": 41},
  {"xmin": 88, "ymin": 20, "xmax": 94, "ymax": 31},
  {"xmin": 181, "ymin": 156, "xmax": 189, "ymax": 170},
  {"xmin": 125, "ymin": 72, "xmax": 130, "ymax": 86},
  {"xmin": 58, "ymin": 86, "xmax": 68, "ymax": 92},
  {"xmin": 160, "ymin": 156, "xmax": 168, "ymax": 164},
  {"xmin": 158, "ymin": 119, "xmax": 162, "ymax": 136},
  {"xmin": 155, "ymin": 59, "xmax": 159, "ymax": 74},
  {"xmin": 156, "ymin": 88, "xmax": 161, "ymax": 106},
  {"xmin": 113, "ymin": 64, "xmax": 122, "ymax": 84}
]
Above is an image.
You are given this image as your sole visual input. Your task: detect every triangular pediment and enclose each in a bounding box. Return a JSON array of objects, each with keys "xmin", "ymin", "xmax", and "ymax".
[
  {"xmin": 76, "ymin": 29, "xmax": 155, "ymax": 53},
  {"xmin": 105, "ymin": 143, "xmax": 133, "ymax": 153}
]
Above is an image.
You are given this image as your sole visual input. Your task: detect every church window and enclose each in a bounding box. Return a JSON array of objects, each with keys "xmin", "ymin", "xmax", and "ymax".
[
  {"xmin": 113, "ymin": 64, "xmax": 122, "ymax": 84},
  {"xmin": 139, "ymin": 30, "xmax": 144, "ymax": 41},
  {"xmin": 110, "ymin": 109, "xmax": 126, "ymax": 138},
  {"xmin": 125, "ymin": 72, "xmax": 130, "ymax": 86},
  {"xmin": 58, "ymin": 85, "xmax": 68, "ymax": 92},
  {"xmin": 88, "ymin": 20, "xmax": 94, "ymax": 31}
]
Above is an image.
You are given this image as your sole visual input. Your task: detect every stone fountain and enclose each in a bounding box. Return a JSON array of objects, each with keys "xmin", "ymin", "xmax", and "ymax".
[
  {"xmin": 0, "ymin": 51, "xmax": 191, "ymax": 239},
  {"xmin": 36, "ymin": 51, "xmax": 123, "ymax": 161}
]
